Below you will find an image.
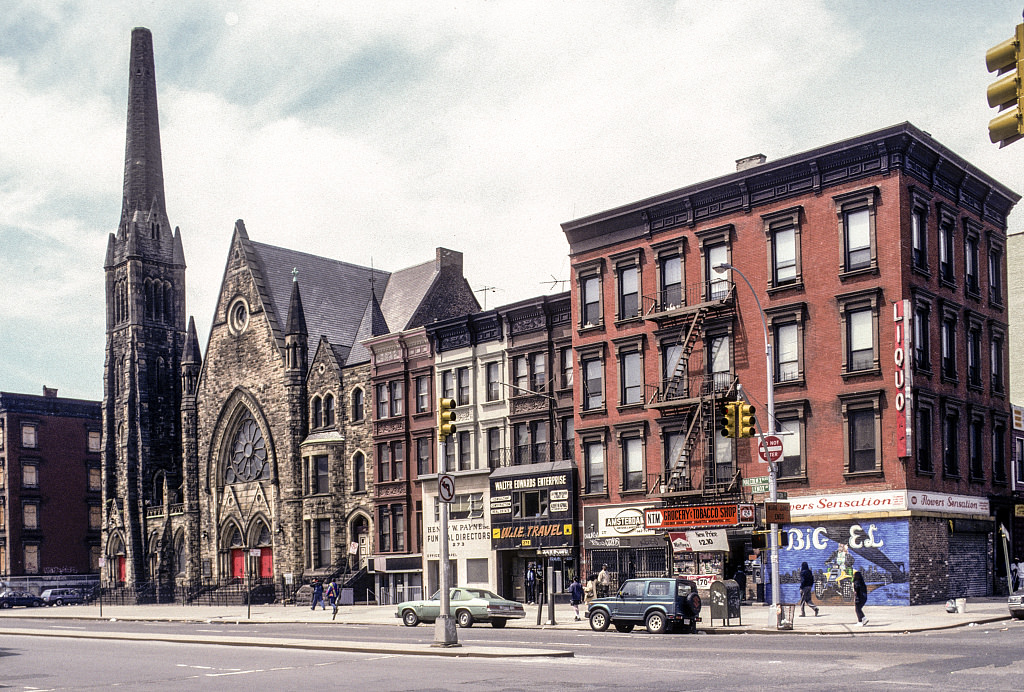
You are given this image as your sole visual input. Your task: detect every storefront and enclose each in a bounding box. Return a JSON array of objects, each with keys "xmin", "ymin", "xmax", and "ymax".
[
  {"xmin": 777, "ymin": 490, "xmax": 993, "ymax": 606},
  {"xmin": 421, "ymin": 470, "xmax": 493, "ymax": 596},
  {"xmin": 582, "ymin": 503, "xmax": 666, "ymax": 594},
  {"xmin": 489, "ymin": 461, "xmax": 577, "ymax": 604}
]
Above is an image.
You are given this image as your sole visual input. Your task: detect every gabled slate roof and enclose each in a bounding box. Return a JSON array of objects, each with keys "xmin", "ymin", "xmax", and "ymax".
[{"xmin": 379, "ymin": 257, "xmax": 440, "ymax": 333}]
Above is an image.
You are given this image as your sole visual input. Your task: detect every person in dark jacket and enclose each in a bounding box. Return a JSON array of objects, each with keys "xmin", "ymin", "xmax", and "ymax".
[
  {"xmin": 797, "ymin": 561, "xmax": 819, "ymax": 617},
  {"xmin": 733, "ymin": 565, "xmax": 747, "ymax": 600},
  {"xmin": 853, "ymin": 569, "xmax": 868, "ymax": 626},
  {"xmin": 568, "ymin": 575, "xmax": 584, "ymax": 621}
]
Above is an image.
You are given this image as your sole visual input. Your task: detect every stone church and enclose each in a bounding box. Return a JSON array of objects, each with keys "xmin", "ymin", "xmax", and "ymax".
[{"xmin": 101, "ymin": 28, "xmax": 479, "ymax": 596}]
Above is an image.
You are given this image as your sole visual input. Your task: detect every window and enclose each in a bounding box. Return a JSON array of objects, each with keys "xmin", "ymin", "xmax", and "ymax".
[
  {"xmin": 315, "ymin": 519, "xmax": 331, "ymax": 568},
  {"xmin": 416, "ymin": 375, "xmax": 430, "ymax": 413},
  {"xmin": 311, "ymin": 396, "xmax": 323, "ymax": 429},
  {"xmin": 1016, "ymin": 437, "xmax": 1024, "ymax": 486},
  {"xmin": 560, "ymin": 348, "xmax": 574, "ymax": 389},
  {"xmin": 353, "ymin": 452, "xmax": 366, "ymax": 493},
  {"xmin": 943, "ymin": 408, "xmax": 960, "ymax": 478},
  {"xmin": 466, "ymin": 558, "xmax": 488, "ymax": 584},
  {"xmin": 840, "ymin": 391, "xmax": 881, "ymax": 474},
  {"xmin": 485, "ymin": 362, "xmax": 500, "ymax": 401},
  {"xmin": 377, "ymin": 441, "xmax": 404, "ymax": 482},
  {"xmin": 323, "ymin": 394, "xmax": 335, "ymax": 427},
  {"xmin": 89, "ymin": 504, "xmax": 102, "ymax": 530},
  {"xmin": 835, "ymin": 188, "xmax": 877, "ymax": 274},
  {"xmin": 448, "ymin": 493, "xmax": 484, "ymax": 520},
  {"xmin": 582, "ymin": 356, "xmax": 604, "ymax": 411},
  {"xmin": 838, "ymin": 289, "xmax": 880, "ymax": 376},
  {"xmin": 530, "ymin": 353, "xmax": 546, "ymax": 393},
  {"xmin": 618, "ymin": 264, "xmax": 639, "ymax": 320},
  {"xmin": 390, "ymin": 381, "xmax": 404, "ymax": 417},
  {"xmin": 622, "ymin": 437, "xmax": 643, "ymax": 491},
  {"xmin": 24, "ymin": 544, "xmax": 39, "ymax": 574},
  {"xmin": 512, "ymin": 355, "xmax": 528, "ymax": 394},
  {"xmin": 991, "ymin": 331, "xmax": 1005, "ymax": 394},
  {"xmin": 487, "ymin": 428, "xmax": 501, "ymax": 468},
  {"xmin": 22, "ymin": 423, "xmax": 37, "ymax": 448},
  {"xmin": 561, "ymin": 417, "xmax": 575, "ymax": 461},
  {"xmin": 378, "ymin": 507, "xmax": 391, "ymax": 552},
  {"xmin": 88, "ymin": 467, "xmax": 101, "ymax": 491},
  {"xmin": 965, "ymin": 230, "xmax": 980, "ymax": 296},
  {"xmin": 662, "ymin": 342, "xmax": 683, "ymax": 394},
  {"xmin": 456, "ymin": 367, "xmax": 470, "ymax": 405},
  {"xmin": 22, "ymin": 462, "xmax": 38, "ymax": 488},
  {"xmin": 378, "ymin": 505, "xmax": 405, "ymax": 553},
  {"xmin": 659, "ymin": 253, "xmax": 682, "ymax": 309},
  {"xmin": 24, "ymin": 502, "xmax": 38, "ymax": 529},
  {"xmin": 775, "ymin": 322, "xmax": 798, "ymax": 383},
  {"xmin": 584, "ymin": 440, "xmax": 605, "ymax": 494},
  {"xmin": 911, "ymin": 206, "xmax": 928, "ymax": 271},
  {"xmin": 709, "ymin": 335, "xmax": 731, "ymax": 392},
  {"xmin": 512, "ymin": 488, "xmax": 548, "ymax": 518},
  {"xmin": 705, "ymin": 243, "xmax": 729, "ymax": 300},
  {"xmin": 416, "ymin": 437, "xmax": 431, "ymax": 476},
  {"xmin": 375, "ymin": 383, "xmax": 389, "ymax": 419},
  {"xmin": 993, "ymin": 422, "xmax": 1007, "ymax": 484},
  {"xmin": 989, "ymin": 246, "xmax": 1003, "ymax": 304},
  {"xmin": 967, "ymin": 326, "xmax": 982, "ymax": 388},
  {"xmin": 916, "ymin": 403, "xmax": 934, "ymax": 474},
  {"xmin": 352, "ymin": 388, "xmax": 364, "ymax": 422},
  {"xmin": 941, "ymin": 314, "xmax": 957, "ymax": 381},
  {"xmin": 312, "ymin": 455, "xmax": 329, "ymax": 494},
  {"xmin": 443, "ymin": 434, "xmax": 455, "ymax": 470},
  {"xmin": 664, "ymin": 431, "xmax": 687, "ymax": 489},
  {"xmin": 969, "ymin": 416, "xmax": 984, "ymax": 480},
  {"xmin": 621, "ymin": 351, "xmax": 643, "ymax": 405},
  {"xmin": 441, "ymin": 370, "xmax": 455, "ymax": 400},
  {"xmin": 914, "ymin": 302, "xmax": 931, "ymax": 371},
  {"xmin": 513, "ymin": 423, "xmax": 529, "ymax": 465},
  {"xmin": 88, "ymin": 430, "xmax": 101, "ymax": 452},
  {"xmin": 939, "ymin": 215, "xmax": 955, "ymax": 285},
  {"xmin": 581, "ymin": 274, "xmax": 601, "ymax": 327},
  {"xmin": 712, "ymin": 428, "xmax": 734, "ymax": 487},
  {"xmin": 458, "ymin": 431, "xmax": 471, "ymax": 471},
  {"xmin": 776, "ymin": 416, "xmax": 803, "ymax": 479},
  {"xmin": 762, "ymin": 208, "xmax": 802, "ymax": 289}
]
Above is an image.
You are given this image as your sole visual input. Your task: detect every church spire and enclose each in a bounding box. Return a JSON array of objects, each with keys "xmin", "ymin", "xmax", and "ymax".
[{"xmin": 121, "ymin": 27, "xmax": 168, "ymax": 234}]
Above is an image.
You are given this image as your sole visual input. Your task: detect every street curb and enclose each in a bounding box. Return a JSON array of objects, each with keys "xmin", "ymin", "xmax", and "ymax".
[
  {"xmin": 0, "ymin": 627, "xmax": 574, "ymax": 658},
  {"xmin": 711, "ymin": 615, "xmax": 1013, "ymax": 635}
]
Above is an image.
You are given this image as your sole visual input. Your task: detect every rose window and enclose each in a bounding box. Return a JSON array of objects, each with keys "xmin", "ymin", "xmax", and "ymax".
[{"xmin": 225, "ymin": 417, "xmax": 269, "ymax": 483}]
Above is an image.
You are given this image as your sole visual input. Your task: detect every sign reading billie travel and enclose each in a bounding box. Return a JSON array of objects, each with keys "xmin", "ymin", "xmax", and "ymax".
[{"xmin": 645, "ymin": 504, "xmax": 741, "ymax": 529}]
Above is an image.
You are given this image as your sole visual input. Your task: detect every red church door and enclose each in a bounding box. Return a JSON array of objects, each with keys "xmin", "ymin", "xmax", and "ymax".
[
  {"xmin": 231, "ymin": 549, "xmax": 246, "ymax": 578},
  {"xmin": 117, "ymin": 556, "xmax": 126, "ymax": 583},
  {"xmin": 259, "ymin": 548, "xmax": 273, "ymax": 578}
]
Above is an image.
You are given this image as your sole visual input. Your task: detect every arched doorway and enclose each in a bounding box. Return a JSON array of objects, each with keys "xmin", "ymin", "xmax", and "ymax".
[
  {"xmin": 349, "ymin": 513, "xmax": 370, "ymax": 572},
  {"xmin": 107, "ymin": 534, "xmax": 127, "ymax": 584},
  {"xmin": 227, "ymin": 525, "xmax": 245, "ymax": 578},
  {"xmin": 251, "ymin": 520, "xmax": 273, "ymax": 578}
]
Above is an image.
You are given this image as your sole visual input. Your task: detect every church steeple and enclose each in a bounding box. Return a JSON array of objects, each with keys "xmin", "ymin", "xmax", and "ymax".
[{"xmin": 121, "ymin": 27, "xmax": 168, "ymax": 237}]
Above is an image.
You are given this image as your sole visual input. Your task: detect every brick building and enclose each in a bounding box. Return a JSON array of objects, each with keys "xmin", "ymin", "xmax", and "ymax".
[
  {"xmin": 562, "ymin": 123, "xmax": 1019, "ymax": 604},
  {"xmin": 0, "ymin": 388, "xmax": 102, "ymax": 579}
]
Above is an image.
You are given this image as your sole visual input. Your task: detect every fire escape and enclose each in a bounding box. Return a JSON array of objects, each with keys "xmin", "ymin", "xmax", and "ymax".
[{"xmin": 644, "ymin": 278, "xmax": 739, "ymax": 503}]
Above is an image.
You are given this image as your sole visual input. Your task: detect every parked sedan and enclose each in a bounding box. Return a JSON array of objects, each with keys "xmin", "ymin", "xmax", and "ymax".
[
  {"xmin": 397, "ymin": 587, "xmax": 526, "ymax": 628},
  {"xmin": 0, "ymin": 591, "xmax": 45, "ymax": 608}
]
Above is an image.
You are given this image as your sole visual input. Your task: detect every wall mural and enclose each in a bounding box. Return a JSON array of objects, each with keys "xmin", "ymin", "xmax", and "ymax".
[{"xmin": 777, "ymin": 519, "xmax": 910, "ymax": 606}]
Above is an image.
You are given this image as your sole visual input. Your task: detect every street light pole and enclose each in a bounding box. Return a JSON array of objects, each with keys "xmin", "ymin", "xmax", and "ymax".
[{"xmin": 714, "ymin": 262, "xmax": 781, "ymax": 629}]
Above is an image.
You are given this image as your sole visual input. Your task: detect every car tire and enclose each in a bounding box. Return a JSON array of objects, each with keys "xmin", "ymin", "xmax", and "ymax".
[
  {"xmin": 55, "ymin": 599, "xmax": 64, "ymax": 606},
  {"xmin": 686, "ymin": 592, "xmax": 702, "ymax": 616},
  {"xmin": 613, "ymin": 622, "xmax": 635, "ymax": 633},
  {"xmin": 401, "ymin": 609, "xmax": 420, "ymax": 627},
  {"xmin": 456, "ymin": 610, "xmax": 474, "ymax": 628},
  {"xmin": 1013, "ymin": 612, "xmax": 1024, "ymax": 620},
  {"xmin": 0, "ymin": 602, "xmax": 10, "ymax": 609},
  {"xmin": 589, "ymin": 609, "xmax": 610, "ymax": 632},
  {"xmin": 490, "ymin": 619, "xmax": 507, "ymax": 628},
  {"xmin": 646, "ymin": 611, "xmax": 667, "ymax": 634}
]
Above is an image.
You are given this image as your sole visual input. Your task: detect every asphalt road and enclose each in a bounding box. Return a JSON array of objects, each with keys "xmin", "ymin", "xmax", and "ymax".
[{"xmin": 2, "ymin": 618, "xmax": 1022, "ymax": 691}]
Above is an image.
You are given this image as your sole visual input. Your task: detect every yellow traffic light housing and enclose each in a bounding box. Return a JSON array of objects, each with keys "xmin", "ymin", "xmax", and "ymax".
[
  {"xmin": 986, "ymin": 23, "xmax": 1024, "ymax": 146},
  {"xmin": 439, "ymin": 397, "xmax": 457, "ymax": 441},
  {"xmin": 719, "ymin": 401, "xmax": 737, "ymax": 439},
  {"xmin": 737, "ymin": 403, "xmax": 757, "ymax": 438}
]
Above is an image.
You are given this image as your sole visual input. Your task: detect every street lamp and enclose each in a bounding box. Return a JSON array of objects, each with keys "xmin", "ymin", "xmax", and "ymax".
[{"xmin": 713, "ymin": 261, "xmax": 782, "ymax": 629}]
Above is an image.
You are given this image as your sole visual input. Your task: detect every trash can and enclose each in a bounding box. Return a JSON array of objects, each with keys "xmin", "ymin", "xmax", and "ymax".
[{"xmin": 777, "ymin": 603, "xmax": 795, "ymax": 629}]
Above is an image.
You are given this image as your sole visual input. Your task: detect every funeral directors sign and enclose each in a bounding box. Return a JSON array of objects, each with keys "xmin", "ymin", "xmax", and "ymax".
[{"xmin": 490, "ymin": 462, "xmax": 577, "ymax": 551}]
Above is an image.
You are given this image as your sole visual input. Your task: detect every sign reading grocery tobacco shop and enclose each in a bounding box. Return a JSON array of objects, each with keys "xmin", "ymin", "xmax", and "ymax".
[{"xmin": 644, "ymin": 503, "xmax": 753, "ymax": 530}]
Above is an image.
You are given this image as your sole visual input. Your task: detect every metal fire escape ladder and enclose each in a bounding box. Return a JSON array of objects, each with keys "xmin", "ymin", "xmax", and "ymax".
[{"xmin": 663, "ymin": 307, "xmax": 708, "ymax": 400}]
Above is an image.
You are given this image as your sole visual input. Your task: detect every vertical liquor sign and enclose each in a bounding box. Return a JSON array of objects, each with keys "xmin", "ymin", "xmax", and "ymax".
[{"xmin": 894, "ymin": 300, "xmax": 913, "ymax": 456}]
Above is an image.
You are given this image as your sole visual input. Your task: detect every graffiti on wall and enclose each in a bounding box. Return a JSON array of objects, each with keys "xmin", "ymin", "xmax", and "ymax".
[{"xmin": 778, "ymin": 519, "xmax": 910, "ymax": 606}]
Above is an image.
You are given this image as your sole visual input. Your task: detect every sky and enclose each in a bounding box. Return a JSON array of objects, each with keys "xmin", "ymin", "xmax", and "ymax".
[{"xmin": 2, "ymin": 1, "xmax": 1023, "ymax": 402}]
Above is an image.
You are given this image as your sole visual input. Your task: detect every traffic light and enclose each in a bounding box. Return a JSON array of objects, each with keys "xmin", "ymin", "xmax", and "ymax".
[
  {"xmin": 719, "ymin": 401, "xmax": 737, "ymax": 438},
  {"xmin": 986, "ymin": 23, "xmax": 1024, "ymax": 146},
  {"xmin": 737, "ymin": 403, "xmax": 757, "ymax": 438},
  {"xmin": 752, "ymin": 530, "xmax": 789, "ymax": 549},
  {"xmin": 438, "ymin": 397, "xmax": 457, "ymax": 441}
]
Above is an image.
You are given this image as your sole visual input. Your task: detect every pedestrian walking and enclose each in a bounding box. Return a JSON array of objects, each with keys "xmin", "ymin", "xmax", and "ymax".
[
  {"xmin": 733, "ymin": 564, "xmax": 747, "ymax": 601},
  {"xmin": 568, "ymin": 575, "xmax": 584, "ymax": 621},
  {"xmin": 597, "ymin": 564, "xmax": 611, "ymax": 598},
  {"xmin": 583, "ymin": 574, "xmax": 596, "ymax": 605},
  {"xmin": 310, "ymin": 579, "xmax": 325, "ymax": 611},
  {"xmin": 798, "ymin": 561, "xmax": 819, "ymax": 617},
  {"xmin": 853, "ymin": 569, "xmax": 868, "ymax": 626},
  {"xmin": 525, "ymin": 564, "xmax": 537, "ymax": 604},
  {"xmin": 326, "ymin": 579, "xmax": 339, "ymax": 620}
]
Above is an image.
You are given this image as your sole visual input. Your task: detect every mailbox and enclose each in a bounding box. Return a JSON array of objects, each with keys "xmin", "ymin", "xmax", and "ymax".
[{"xmin": 709, "ymin": 579, "xmax": 742, "ymax": 626}]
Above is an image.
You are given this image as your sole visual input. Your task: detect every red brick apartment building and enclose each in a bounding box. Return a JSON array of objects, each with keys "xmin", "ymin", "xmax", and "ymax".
[
  {"xmin": 562, "ymin": 123, "xmax": 1019, "ymax": 604},
  {"xmin": 0, "ymin": 388, "xmax": 102, "ymax": 580}
]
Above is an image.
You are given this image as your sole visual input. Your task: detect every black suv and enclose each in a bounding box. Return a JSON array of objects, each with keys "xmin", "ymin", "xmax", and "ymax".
[{"xmin": 587, "ymin": 577, "xmax": 702, "ymax": 634}]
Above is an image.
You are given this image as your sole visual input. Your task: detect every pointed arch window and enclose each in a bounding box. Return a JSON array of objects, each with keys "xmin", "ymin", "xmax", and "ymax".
[
  {"xmin": 352, "ymin": 388, "xmax": 365, "ymax": 422},
  {"xmin": 353, "ymin": 451, "xmax": 366, "ymax": 493},
  {"xmin": 311, "ymin": 396, "xmax": 323, "ymax": 429},
  {"xmin": 225, "ymin": 414, "xmax": 270, "ymax": 484},
  {"xmin": 323, "ymin": 394, "xmax": 335, "ymax": 427}
]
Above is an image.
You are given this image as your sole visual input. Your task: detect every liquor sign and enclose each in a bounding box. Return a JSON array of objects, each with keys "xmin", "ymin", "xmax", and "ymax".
[
  {"xmin": 893, "ymin": 300, "xmax": 913, "ymax": 457},
  {"xmin": 644, "ymin": 503, "xmax": 741, "ymax": 530}
]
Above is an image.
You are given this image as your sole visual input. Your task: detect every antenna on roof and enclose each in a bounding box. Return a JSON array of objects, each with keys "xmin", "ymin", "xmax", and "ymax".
[
  {"xmin": 543, "ymin": 275, "xmax": 569, "ymax": 292},
  {"xmin": 369, "ymin": 258, "xmax": 376, "ymax": 294},
  {"xmin": 475, "ymin": 285, "xmax": 497, "ymax": 309}
]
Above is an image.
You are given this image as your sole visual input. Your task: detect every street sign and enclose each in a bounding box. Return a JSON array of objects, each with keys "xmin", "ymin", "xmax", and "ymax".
[
  {"xmin": 764, "ymin": 501, "xmax": 791, "ymax": 524},
  {"xmin": 438, "ymin": 473, "xmax": 455, "ymax": 503},
  {"xmin": 758, "ymin": 435, "xmax": 784, "ymax": 462},
  {"xmin": 747, "ymin": 484, "xmax": 770, "ymax": 494},
  {"xmin": 742, "ymin": 475, "xmax": 770, "ymax": 487}
]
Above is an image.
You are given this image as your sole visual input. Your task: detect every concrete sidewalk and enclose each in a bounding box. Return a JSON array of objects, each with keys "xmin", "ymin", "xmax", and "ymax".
[{"xmin": 0, "ymin": 596, "xmax": 1012, "ymax": 635}]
